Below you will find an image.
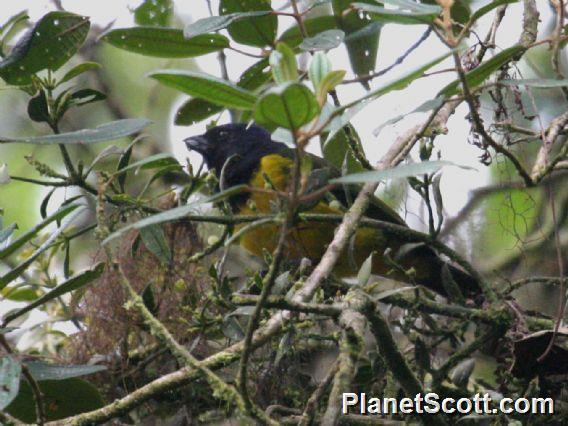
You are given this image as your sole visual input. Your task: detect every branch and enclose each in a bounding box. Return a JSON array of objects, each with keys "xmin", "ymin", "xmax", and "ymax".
[{"xmin": 322, "ymin": 293, "xmax": 367, "ymax": 425}]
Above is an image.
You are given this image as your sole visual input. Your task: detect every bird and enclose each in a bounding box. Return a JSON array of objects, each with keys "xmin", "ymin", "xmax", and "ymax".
[{"xmin": 184, "ymin": 123, "xmax": 480, "ymax": 297}]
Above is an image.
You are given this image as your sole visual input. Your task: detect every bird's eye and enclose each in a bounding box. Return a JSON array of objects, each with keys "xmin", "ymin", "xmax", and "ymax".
[{"xmin": 219, "ymin": 131, "xmax": 227, "ymax": 138}]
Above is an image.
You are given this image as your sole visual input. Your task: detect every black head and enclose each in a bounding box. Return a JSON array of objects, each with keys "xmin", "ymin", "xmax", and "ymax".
[{"xmin": 184, "ymin": 123, "xmax": 289, "ymax": 188}]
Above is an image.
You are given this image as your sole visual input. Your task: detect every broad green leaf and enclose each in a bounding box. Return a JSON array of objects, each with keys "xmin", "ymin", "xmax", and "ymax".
[
  {"xmin": 0, "ymin": 118, "xmax": 151, "ymax": 145},
  {"xmin": 140, "ymin": 225, "xmax": 172, "ymax": 264},
  {"xmin": 280, "ymin": 16, "xmax": 337, "ymax": 49},
  {"xmin": 469, "ymin": 0, "xmax": 519, "ymax": 25},
  {"xmin": 0, "ymin": 12, "xmax": 90, "ymax": 86},
  {"xmin": 102, "ymin": 28, "xmax": 229, "ymax": 58},
  {"xmin": 0, "ymin": 203, "xmax": 80, "ymax": 259},
  {"xmin": 0, "ymin": 357, "xmax": 21, "ymax": 410},
  {"xmin": 103, "ymin": 185, "xmax": 249, "ymax": 245},
  {"xmin": 175, "ymin": 58, "xmax": 270, "ymax": 125},
  {"xmin": 439, "ymin": 45, "xmax": 526, "ymax": 97},
  {"xmin": 309, "ymin": 52, "xmax": 332, "ymax": 91},
  {"xmin": 0, "ymin": 208, "xmax": 84, "ymax": 289},
  {"xmin": 333, "ymin": 1, "xmax": 382, "ymax": 82},
  {"xmin": 175, "ymin": 99, "xmax": 223, "ymax": 126},
  {"xmin": 7, "ymin": 378, "xmax": 104, "ymax": 422},
  {"xmin": 134, "ymin": 0, "xmax": 173, "ymax": 27},
  {"xmin": 59, "ymin": 62, "xmax": 101, "ymax": 85},
  {"xmin": 237, "ymin": 57, "xmax": 271, "ymax": 89},
  {"xmin": 269, "ymin": 43, "xmax": 298, "ymax": 84},
  {"xmin": 25, "ymin": 361, "xmax": 106, "ymax": 381},
  {"xmin": 300, "ymin": 29, "xmax": 345, "ymax": 51},
  {"xmin": 500, "ymin": 78, "xmax": 568, "ymax": 88},
  {"xmin": 2, "ymin": 264, "xmax": 105, "ymax": 325},
  {"xmin": 150, "ymin": 70, "xmax": 257, "ymax": 109},
  {"xmin": 184, "ymin": 11, "xmax": 272, "ymax": 39},
  {"xmin": 27, "ymin": 90, "xmax": 50, "ymax": 123},
  {"xmin": 174, "ymin": 98, "xmax": 223, "ymax": 126},
  {"xmin": 219, "ymin": 0, "xmax": 277, "ymax": 47},
  {"xmin": 330, "ymin": 160, "xmax": 465, "ymax": 184},
  {"xmin": 254, "ymin": 83, "xmax": 320, "ymax": 130}
]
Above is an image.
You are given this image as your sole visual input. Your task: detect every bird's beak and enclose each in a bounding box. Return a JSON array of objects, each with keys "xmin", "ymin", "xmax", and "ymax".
[{"xmin": 184, "ymin": 135, "xmax": 209, "ymax": 155}]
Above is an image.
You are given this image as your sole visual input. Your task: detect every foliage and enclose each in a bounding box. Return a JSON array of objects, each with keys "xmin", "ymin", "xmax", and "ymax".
[{"xmin": 0, "ymin": 1, "xmax": 567, "ymax": 425}]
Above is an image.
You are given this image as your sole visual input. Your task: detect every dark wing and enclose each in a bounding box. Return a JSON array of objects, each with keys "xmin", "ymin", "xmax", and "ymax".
[{"xmin": 288, "ymin": 149, "xmax": 408, "ymax": 227}]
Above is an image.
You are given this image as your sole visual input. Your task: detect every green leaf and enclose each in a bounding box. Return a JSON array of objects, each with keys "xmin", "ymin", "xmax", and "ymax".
[
  {"xmin": 140, "ymin": 225, "xmax": 172, "ymax": 264},
  {"xmin": 27, "ymin": 90, "xmax": 50, "ymax": 123},
  {"xmin": 0, "ymin": 357, "xmax": 21, "ymax": 410},
  {"xmin": 0, "ymin": 11, "xmax": 29, "ymax": 57},
  {"xmin": 25, "ymin": 361, "xmax": 106, "ymax": 381},
  {"xmin": 254, "ymin": 83, "xmax": 320, "ymax": 130},
  {"xmin": 219, "ymin": 0, "xmax": 277, "ymax": 47},
  {"xmin": 70, "ymin": 88, "xmax": 107, "ymax": 106},
  {"xmin": 1, "ymin": 287, "xmax": 38, "ymax": 302},
  {"xmin": 134, "ymin": 0, "xmax": 173, "ymax": 27},
  {"xmin": 115, "ymin": 153, "xmax": 178, "ymax": 175},
  {"xmin": 0, "ymin": 203, "xmax": 80, "ymax": 259},
  {"xmin": 59, "ymin": 62, "xmax": 101, "ymax": 85},
  {"xmin": 7, "ymin": 378, "xmax": 104, "ymax": 422},
  {"xmin": 469, "ymin": 0, "xmax": 519, "ymax": 25},
  {"xmin": 300, "ymin": 29, "xmax": 345, "ymax": 51},
  {"xmin": 102, "ymin": 28, "xmax": 229, "ymax": 58},
  {"xmin": 0, "ymin": 118, "xmax": 151, "ymax": 145},
  {"xmin": 3, "ymin": 264, "xmax": 105, "ymax": 325},
  {"xmin": 150, "ymin": 70, "xmax": 257, "ymax": 109},
  {"xmin": 352, "ymin": 1, "xmax": 441, "ymax": 24},
  {"xmin": 0, "ymin": 12, "xmax": 90, "ymax": 86},
  {"xmin": 175, "ymin": 58, "xmax": 270, "ymax": 126},
  {"xmin": 269, "ymin": 43, "xmax": 298, "ymax": 84},
  {"xmin": 184, "ymin": 11, "xmax": 272, "ymax": 39},
  {"xmin": 333, "ymin": 1, "xmax": 382, "ymax": 82},
  {"xmin": 330, "ymin": 160, "xmax": 466, "ymax": 184},
  {"xmin": 357, "ymin": 252, "xmax": 374, "ymax": 286},
  {"xmin": 500, "ymin": 78, "xmax": 568, "ymax": 88},
  {"xmin": 280, "ymin": 16, "xmax": 337, "ymax": 49},
  {"xmin": 309, "ymin": 52, "xmax": 332, "ymax": 91},
  {"xmin": 317, "ymin": 70, "xmax": 346, "ymax": 103},
  {"xmin": 0, "ymin": 207, "xmax": 84, "ymax": 289},
  {"xmin": 175, "ymin": 99, "xmax": 223, "ymax": 126},
  {"xmin": 102, "ymin": 185, "xmax": 249, "ymax": 245},
  {"xmin": 439, "ymin": 45, "xmax": 526, "ymax": 97}
]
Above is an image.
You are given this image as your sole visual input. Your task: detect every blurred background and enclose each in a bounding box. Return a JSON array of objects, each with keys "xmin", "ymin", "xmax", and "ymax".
[{"xmin": 0, "ymin": 1, "xmax": 565, "ymax": 351}]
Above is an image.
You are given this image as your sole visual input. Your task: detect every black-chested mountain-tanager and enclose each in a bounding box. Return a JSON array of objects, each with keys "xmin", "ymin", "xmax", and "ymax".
[{"xmin": 185, "ymin": 123, "xmax": 480, "ymax": 297}]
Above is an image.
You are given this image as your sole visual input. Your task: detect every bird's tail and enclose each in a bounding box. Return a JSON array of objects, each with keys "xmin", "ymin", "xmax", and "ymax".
[{"xmin": 399, "ymin": 245, "xmax": 481, "ymax": 298}]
